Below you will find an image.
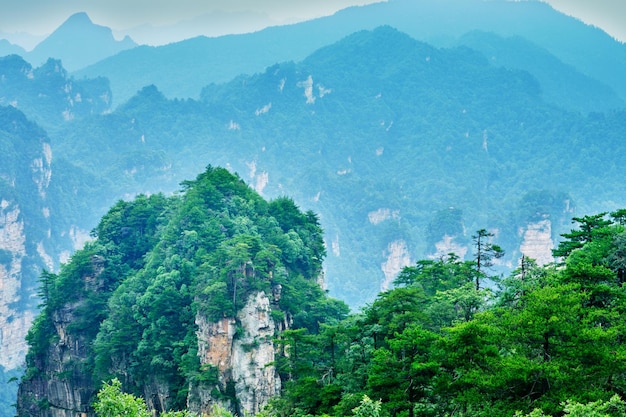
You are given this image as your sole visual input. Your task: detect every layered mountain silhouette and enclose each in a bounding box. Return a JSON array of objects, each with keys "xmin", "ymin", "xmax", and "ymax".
[
  {"xmin": 24, "ymin": 12, "xmax": 136, "ymax": 71},
  {"xmin": 3, "ymin": 3, "xmax": 626, "ymax": 415},
  {"xmin": 73, "ymin": 0, "xmax": 626, "ymax": 109},
  {"xmin": 36, "ymin": 26, "xmax": 623, "ymax": 305},
  {"xmin": 456, "ymin": 31, "xmax": 625, "ymax": 113},
  {"xmin": 0, "ymin": 54, "xmax": 112, "ymax": 128},
  {"xmin": 0, "ymin": 39, "xmax": 26, "ymax": 57}
]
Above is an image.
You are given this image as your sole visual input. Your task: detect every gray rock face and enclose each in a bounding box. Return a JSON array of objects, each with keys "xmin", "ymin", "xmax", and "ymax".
[
  {"xmin": 0, "ymin": 200, "xmax": 31, "ymax": 370},
  {"xmin": 191, "ymin": 291, "xmax": 281, "ymax": 415},
  {"xmin": 232, "ymin": 292, "xmax": 280, "ymax": 414},
  {"xmin": 519, "ymin": 219, "xmax": 554, "ymax": 266},
  {"xmin": 16, "ymin": 256, "xmax": 105, "ymax": 417},
  {"xmin": 17, "ymin": 275, "xmax": 286, "ymax": 417},
  {"xmin": 0, "ymin": 126, "xmax": 56, "ymax": 371}
]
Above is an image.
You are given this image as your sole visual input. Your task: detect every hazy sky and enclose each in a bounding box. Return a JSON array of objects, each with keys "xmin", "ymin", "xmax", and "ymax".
[
  {"xmin": 0, "ymin": 0, "xmax": 381, "ymax": 34},
  {"xmin": 546, "ymin": 0, "xmax": 626, "ymax": 42},
  {"xmin": 0, "ymin": 0, "xmax": 624, "ymax": 43}
]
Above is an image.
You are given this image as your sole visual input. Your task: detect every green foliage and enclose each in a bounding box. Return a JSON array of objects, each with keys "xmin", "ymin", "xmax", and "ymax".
[
  {"xmin": 268, "ymin": 210, "xmax": 626, "ymax": 417},
  {"xmin": 20, "ymin": 165, "xmax": 344, "ymax": 416},
  {"xmin": 553, "ymin": 213, "xmax": 614, "ymax": 259},
  {"xmin": 20, "ymin": 201, "xmax": 626, "ymax": 417},
  {"xmin": 515, "ymin": 395, "xmax": 626, "ymax": 417},
  {"xmin": 472, "ymin": 228, "xmax": 505, "ymax": 290},
  {"xmin": 562, "ymin": 395, "xmax": 626, "ymax": 417},
  {"xmin": 93, "ymin": 378, "xmax": 151, "ymax": 417},
  {"xmin": 42, "ymin": 23, "xmax": 626, "ymax": 308},
  {"xmin": 9, "ymin": 14, "xmax": 626, "ymax": 417},
  {"xmin": 352, "ymin": 395, "xmax": 381, "ymax": 417}
]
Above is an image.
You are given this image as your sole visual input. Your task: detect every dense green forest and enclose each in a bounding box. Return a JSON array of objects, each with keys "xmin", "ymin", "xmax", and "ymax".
[
  {"xmin": 5, "ymin": 26, "xmax": 626, "ymax": 308},
  {"xmin": 4, "ymin": 8, "xmax": 626, "ymax": 416},
  {"xmin": 20, "ymin": 158, "xmax": 622, "ymax": 411},
  {"xmin": 261, "ymin": 210, "xmax": 626, "ymax": 417},
  {"xmin": 19, "ymin": 165, "xmax": 626, "ymax": 416},
  {"xmin": 46, "ymin": 27, "xmax": 626, "ymax": 305},
  {"xmin": 17, "ymin": 166, "xmax": 348, "ymax": 416}
]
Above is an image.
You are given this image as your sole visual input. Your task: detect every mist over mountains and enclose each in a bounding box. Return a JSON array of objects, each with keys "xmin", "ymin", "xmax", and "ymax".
[
  {"xmin": 0, "ymin": 12, "xmax": 136, "ymax": 72},
  {"xmin": 2, "ymin": 0, "xmax": 626, "ymax": 415},
  {"xmin": 70, "ymin": 0, "xmax": 626, "ymax": 107},
  {"xmin": 1, "ymin": 0, "xmax": 625, "ymax": 298}
]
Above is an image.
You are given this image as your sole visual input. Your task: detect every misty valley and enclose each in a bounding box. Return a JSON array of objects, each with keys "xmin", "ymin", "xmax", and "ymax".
[{"xmin": 2, "ymin": 0, "xmax": 626, "ymax": 416}]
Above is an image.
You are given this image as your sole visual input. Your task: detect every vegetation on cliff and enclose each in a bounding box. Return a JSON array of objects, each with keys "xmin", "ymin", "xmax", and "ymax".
[
  {"xmin": 5, "ymin": 10, "xmax": 626, "ymax": 417},
  {"xmin": 17, "ymin": 166, "xmax": 348, "ymax": 416},
  {"xmin": 18, "ymin": 162, "xmax": 626, "ymax": 416},
  {"xmin": 42, "ymin": 26, "xmax": 626, "ymax": 306},
  {"xmin": 262, "ymin": 209, "xmax": 626, "ymax": 417}
]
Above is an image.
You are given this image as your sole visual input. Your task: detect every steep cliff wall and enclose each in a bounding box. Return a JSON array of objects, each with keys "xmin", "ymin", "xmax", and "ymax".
[
  {"xmin": 16, "ymin": 254, "xmax": 105, "ymax": 417},
  {"xmin": 380, "ymin": 240, "xmax": 411, "ymax": 291},
  {"xmin": 0, "ymin": 110, "xmax": 55, "ymax": 371},
  {"xmin": 16, "ymin": 167, "xmax": 335, "ymax": 417},
  {"xmin": 191, "ymin": 291, "xmax": 281, "ymax": 415},
  {"xmin": 1, "ymin": 106, "xmax": 106, "ymax": 417},
  {"xmin": 0, "ymin": 201, "xmax": 32, "ymax": 370},
  {"xmin": 519, "ymin": 219, "xmax": 555, "ymax": 266},
  {"xmin": 16, "ymin": 304, "xmax": 97, "ymax": 417}
]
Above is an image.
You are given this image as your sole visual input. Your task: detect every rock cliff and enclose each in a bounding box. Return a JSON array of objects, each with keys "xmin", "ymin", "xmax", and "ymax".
[
  {"xmin": 0, "ymin": 72, "xmax": 112, "ymax": 377},
  {"xmin": 0, "ymin": 106, "xmax": 111, "ymax": 417},
  {"xmin": 0, "ymin": 108, "xmax": 56, "ymax": 372},
  {"xmin": 0, "ymin": 201, "xmax": 37, "ymax": 370},
  {"xmin": 16, "ymin": 167, "xmax": 337, "ymax": 417},
  {"xmin": 519, "ymin": 219, "xmax": 555, "ymax": 266},
  {"xmin": 191, "ymin": 291, "xmax": 281, "ymax": 415}
]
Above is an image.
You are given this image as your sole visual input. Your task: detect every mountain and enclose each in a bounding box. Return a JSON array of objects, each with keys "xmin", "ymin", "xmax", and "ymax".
[
  {"xmin": 0, "ymin": 39, "xmax": 26, "ymax": 57},
  {"xmin": 0, "ymin": 106, "xmax": 53, "ymax": 369},
  {"xmin": 26, "ymin": 12, "xmax": 137, "ymax": 72},
  {"xmin": 47, "ymin": 26, "xmax": 626, "ymax": 306},
  {"xmin": 74, "ymin": 0, "xmax": 626, "ymax": 109},
  {"xmin": 0, "ymin": 106, "xmax": 89, "ymax": 415},
  {"xmin": 16, "ymin": 166, "xmax": 347, "ymax": 416},
  {"xmin": 0, "ymin": 55, "xmax": 112, "ymax": 130},
  {"xmin": 122, "ymin": 10, "xmax": 279, "ymax": 46},
  {"xmin": 0, "ymin": 59, "xmax": 114, "ymax": 414},
  {"xmin": 3, "ymin": 11, "xmax": 626, "ymax": 416},
  {"xmin": 456, "ymin": 31, "xmax": 625, "ymax": 114},
  {"xmin": 0, "ymin": 32, "xmax": 44, "ymax": 52}
]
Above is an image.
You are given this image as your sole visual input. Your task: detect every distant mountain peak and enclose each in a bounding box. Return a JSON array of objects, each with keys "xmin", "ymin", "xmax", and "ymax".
[
  {"xmin": 26, "ymin": 12, "xmax": 137, "ymax": 72},
  {"xmin": 52, "ymin": 12, "xmax": 109, "ymax": 38},
  {"xmin": 43, "ymin": 12, "xmax": 101, "ymax": 39},
  {"xmin": 64, "ymin": 12, "xmax": 93, "ymax": 25}
]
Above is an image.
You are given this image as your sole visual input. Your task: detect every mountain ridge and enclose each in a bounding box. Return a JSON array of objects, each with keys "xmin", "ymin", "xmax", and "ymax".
[
  {"xmin": 49, "ymin": 26, "xmax": 624, "ymax": 305},
  {"xmin": 25, "ymin": 12, "xmax": 137, "ymax": 72},
  {"xmin": 73, "ymin": 0, "xmax": 626, "ymax": 108},
  {"xmin": 2, "ymin": 15, "xmax": 626, "ymax": 415}
]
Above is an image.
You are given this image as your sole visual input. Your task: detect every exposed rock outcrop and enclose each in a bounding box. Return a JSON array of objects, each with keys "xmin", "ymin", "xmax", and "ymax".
[
  {"xmin": 380, "ymin": 239, "xmax": 411, "ymax": 291},
  {"xmin": 429, "ymin": 234, "xmax": 468, "ymax": 260},
  {"xmin": 191, "ymin": 291, "xmax": 281, "ymax": 415},
  {"xmin": 0, "ymin": 201, "xmax": 36, "ymax": 370},
  {"xmin": 368, "ymin": 208, "xmax": 400, "ymax": 225},
  {"xmin": 519, "ymin": 219, "xmax": 554, "ymax": 266},
  {"xmin": 16, "ymin": 255, "xmax": 105, "ymax": 417}
]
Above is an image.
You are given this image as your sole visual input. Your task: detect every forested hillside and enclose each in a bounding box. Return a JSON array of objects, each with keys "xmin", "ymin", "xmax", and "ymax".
[
  {"xmin": 252, "ymin": 209, "xmax": 626, "ymax": 417},
  {"xmin": 17, "ymin": 166, "xmax": 348, "ymax": 416},
  {"xmin": 2, "ymin": 2, "xmax": 626, "ymax": 415},
  {"xmin": 0, "ymin": 54, "xmax": 111, "ymax": 130},
  {"xmin": 75, "ymin": 0, "xmax": 626, "ymax": 108},
  {"xmin": 18, "ymin": 174, "xmax": 626, "ymax": 416},
  {"xmin": 44, "ymin": 27, "xmax": 626, "ymax": 305}
]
